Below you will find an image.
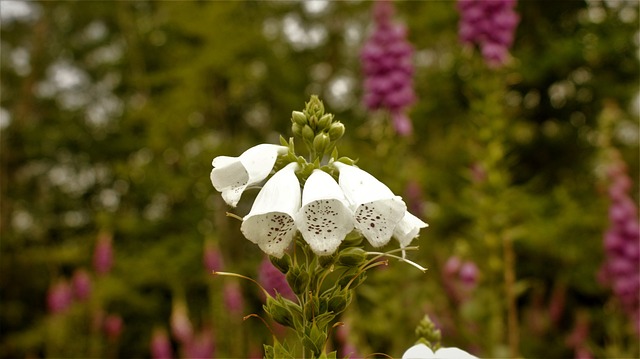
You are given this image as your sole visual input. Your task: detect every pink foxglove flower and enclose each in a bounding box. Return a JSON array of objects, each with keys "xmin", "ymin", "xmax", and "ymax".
[
  {"xmin": 258, "ymin": 257, "xmax": 296, "ymax": 301},
  {"xmin": 223, "ymin": 281, "xmax": 244, "ymax": 315},
  {"xmin": 150, "ymin": 328, "xmax": 173, "ymax": 359},
  {"xmin": 72, "ymin": 268, "xmax": 92, "ymax": 301},
  {"xmin": 241, "ymin": 163, "xmax": 301, "ymax": 258},
  {"xmin": 103, "ymin": 314, "xmax": 123, "ymax": 341},
  {"xmin": 203, "ymin": 239, "xmax": 224, "ymax": 273},
  {"xmin": 599, "ymin": 155, "xmax": 640, "ymax": 332},
  {"xmin": 93, "ymin": 231, "xmax": 114, "ymax": 275},
  {"xmin": 402, "ymin": 343, "xmax": 478, "ymax": 359},
  {"xmin": 210, "ymin": 144, "xmax": 288, "ymax": 207},
  {"xmin": 361, "ymin": 0, "xmax": 416, "ymax": 136},
  {"xmin": 457, "ymin": 0, "xmax": 520, "ymax": 67},
  {"xmin": 47, "ymin": 279, "xmax": 74, "ymax": 314},
  {"xmin": 183, "ymin": 327, "xmax": 215, "ymax": 359},
  {"xmin": 170, "ymin": 302, "xmax": 193, "ymax": 344},
  {"xmin": 295, "ymin": 169, "xmax": 355, "ymax": 255}
]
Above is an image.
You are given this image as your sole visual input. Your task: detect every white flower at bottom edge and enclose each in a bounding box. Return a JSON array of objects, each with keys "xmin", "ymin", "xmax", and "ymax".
[
  {"xmin": 211, "ymin": 144, "xmax": 288, "ymax": 207},
  {"xmin": 393, "ymin": 211, "xmax": 429, "ymax": 250},
  {"xmin": 402, "ymin": 343, "xmax": 478, "ymax": 359},
  {"xmin": 240, "ymin": 163, "xmax": 300, "ymax": 258},
  {"xmin": 295, "ymin": 169, "xmax": 355, "ymax": 256},
  {"xmin": 332, "ymin": 161, "xmax": 406, "ymax": 248}
]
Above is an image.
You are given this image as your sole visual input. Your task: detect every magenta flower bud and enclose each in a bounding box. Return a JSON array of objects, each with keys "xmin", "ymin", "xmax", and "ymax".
[
  {"xmin": 443, "ymin": 256, "xmax": 462, "ymax": 277},
  {"xmin": 459, "ymin": 261, "xmax": 479, "ymax": 287},
  {"xmin": 103, "ymin": 314, "xmax": 123, "ymax": 341},
  {"xmin": 150, "ymin": 328, "xmax": 173, "ymax": 359},
  {"xmin": 391, "ymin": 112, "xmax": 413, "ymax": 136},
  {"xmin": 93, "ymin": 231, "xmax": 114, "ymax": 275},
  {"xmin": 47, "ymin": 279, "xmax": 74, "ymax": 314},
  {"xmin": 183, "ymin": 327, "xmax": 215, "ymax": 359},
  {"xmin": 258, "ymin": 257, "xmax": 296, "ymax": 301},
  {"xmin": 203, "ymin": 240, "xmax": 223, "ymax": 273},
  {"xmin": 223, "ymin": 282, "xmax": 244, "ymax": 315},
  {"xmin": 72, "ymin": 268, "xmax": 92, "ymax": 301},
  {"xmin": 170, "ymin": 302, "xmax": 193, "ymax": 343}
]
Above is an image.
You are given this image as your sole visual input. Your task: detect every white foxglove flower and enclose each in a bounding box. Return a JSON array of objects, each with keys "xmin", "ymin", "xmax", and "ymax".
[
  {"xmin": 394, "ymin": 212, "xmax": 429, "ymax": 249},
  {"xmin": 240, "ymin": 163, "xmax": 301, "ymax": 258},
  {"xmin": 211, "ymin": 144, "xmax": 288, "ymax": 207},
  {"xmin": 402, "ymin": 343, "xmax": 478, "ymax": 359},
  {"xmin": 295, "ymin": 169, "xmax": 355, "ymax": 255},
  {"xmin": 333, "ymin": 162, "xmax": 406, "ymax": 247}
]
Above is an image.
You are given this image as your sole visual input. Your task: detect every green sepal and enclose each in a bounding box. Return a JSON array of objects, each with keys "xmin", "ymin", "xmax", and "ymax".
[
  {"xmin": 327, "ymin": 288, "xmax": 351, "ymax": 315},
  {"xmin": 337, "ymin": 247, "xmax": 367, "ymax": 267},
  {"xmin": 301, "ymin": 322, "xmax": 326, "ymax": 357},
  {"xmin": 286, "ymin": 266, "xmax": 310, "ymax": 296},
  {"xmin": 264, "ymin": 295, "xmax": 296, "ymax": 328}
]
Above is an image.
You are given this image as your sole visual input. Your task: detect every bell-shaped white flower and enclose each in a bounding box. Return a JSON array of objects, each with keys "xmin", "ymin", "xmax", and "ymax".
[
  {"xmin": 240, "ymin": 163, "xmax": 301, "ymax": 258},
  {"xmin": 211, "ymin": 144, "xmax": 288, "ymax": 207},
  {"xmin": 295, "ymin": 169, "xmax": 355, "ymax": 256},
  {"xmin": 333, "ymin": 162, "xmax": 406, "ymax": 247},
  {"xmin": 394, "ymin": 212, "xmax": 429, "ymax": 249},
  {"xmin": 402, "ymin": 343, "xmax": 478, "ymax": 359}
]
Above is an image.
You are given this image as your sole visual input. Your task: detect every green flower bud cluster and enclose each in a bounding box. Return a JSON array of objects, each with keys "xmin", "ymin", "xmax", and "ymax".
[
  {"xmin": 291, "ymin": 95, "xmax": 346, "ymax": 161},
  {"xmin": 262, "ymin": 234, "xmax": 379, "ymax": 358},
  {"xmin": 414, "ymin": 314, "xmax": 442, "ymax": 351}
]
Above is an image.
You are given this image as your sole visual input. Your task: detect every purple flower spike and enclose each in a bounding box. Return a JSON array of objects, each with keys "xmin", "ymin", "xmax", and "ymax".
[
  {"xmin": 457, "ymin": 0, "xmax": 520, "ymax": 67},
  {"xmin": 150, "ymin": 328, "xmax": 173, "ymax": 359},
  {"xmin": 361, "ymin": 0, "xmax": 416, "ymax": 136},
  {"xmin": 93, "ymin": 231, "xmax": 114, "ymax": 276},
  {"xmin": 599, "ymin": 153, "xmax": 640, "ymax": 333},
  {"xmin": 47, "ymin": 279, "xmax": 74, "ymax": 314},
  {"xmin": 72, "ymin": 268, "xmax": 92, "ymax": 301}
]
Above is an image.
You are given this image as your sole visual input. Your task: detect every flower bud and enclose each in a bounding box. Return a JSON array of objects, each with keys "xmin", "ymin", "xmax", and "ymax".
[
  {"xmin": 47, "ymin": 279, "xmax": 74, "ymax": 314},
  {"xmin": 317, "ymin": 114, "xmax": 333, "ymax": 130},
  {"xmin": 302, "ymin": 125, "xmax": 315, "ymax": 143},
  {"xmin": 313, "ymin": 133, "xmax": 330, "ymax": 156},
  {"xmin": 269, "ymin": 254, "xmax": 291, "ymax": 274},
  {"xmin": 328, "ymin": 122, "xmax": 345, "ymax": 142},
  {"xmin": 337, "ymin": 247, "xmax": 367, "ymax": 267},
  {"xmin": 292, "ymin": 111, "xmax": 307, "ymax": 126},
  {"xmin": 327, "ymin": 290, "xmax": 351, "ymax": 314},
  {"xmin": 265, "ymin": 296, "xmax": 295, "ymax": 328},
  {"xmin": 292, "ymin": 123, "xmax": 303, "ymax": 137},
  {"xmin": 286, "ymin": 266, "xmax": 310, "ymax": 296}
]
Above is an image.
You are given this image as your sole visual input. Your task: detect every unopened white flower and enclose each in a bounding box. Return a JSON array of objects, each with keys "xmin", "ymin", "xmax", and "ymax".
[
  {"xmin": 402, "ymin": 343, "xmax": 478, "ymax": 359},
  {"xmin": 241, "ymin": 163, "xmax": 300, "ymax": 258},
  {"xmin": 211, "ymin": 144, "xmax": 288, "ymax": 207},
  {"xmin": 296, "ymin": 169, "xmax": 355, "ymax": 255},
  {"xmin": 333, "ymin": 162, "xmax": 406, "ymax": 247},
  {"xmin": 394, "ymin": 212, "xmax": 428, "ymax": 249}
]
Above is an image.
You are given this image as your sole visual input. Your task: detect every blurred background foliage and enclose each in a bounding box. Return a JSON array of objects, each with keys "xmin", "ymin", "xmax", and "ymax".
[{"xmin": 1, "ymin": 0, "xmax": 638, "ymax": 358}]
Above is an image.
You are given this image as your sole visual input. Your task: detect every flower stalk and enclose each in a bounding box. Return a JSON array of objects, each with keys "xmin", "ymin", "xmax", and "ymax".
[{"xmin": 209, "ymin": 95, "xmax": 428, "ymax": 358}]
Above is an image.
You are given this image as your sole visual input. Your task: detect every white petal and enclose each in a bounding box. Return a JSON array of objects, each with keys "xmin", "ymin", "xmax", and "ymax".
[
  {"xmin": 241, "ymin": 163, "xmax": 300, "ymax": 258},
  {"xmin": 295, "ymin": 169, "xmax": 354, "ymax": 256},
  {"xmin": 333, "ymin": 161, "xmax": 395, "ymax": 203},
  {"xmin": 433, "ymin": 347, "xmax": 478, "ymax": 359},
  {"xmin": 402, "ymin": 344, "xmax": 435, "ymax": 359},
  {"xmin": 393, "ymin": 212, "xmax": 429, "ymax": 248},
  {"xmin": 211, "ymin": 144, "xmax": 288, "ymax": 207},
  {"xmin": 333, "ymin": 162, "xmax": 406, "ymax": 247}
]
